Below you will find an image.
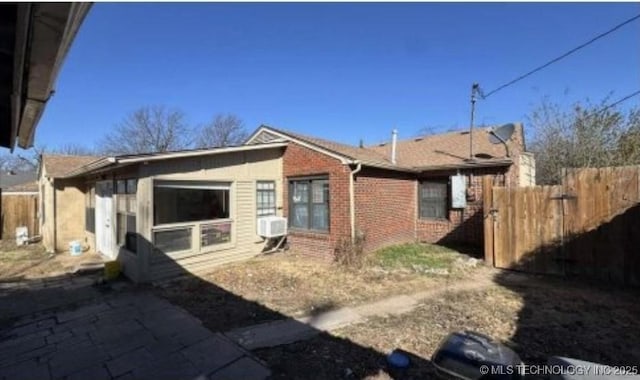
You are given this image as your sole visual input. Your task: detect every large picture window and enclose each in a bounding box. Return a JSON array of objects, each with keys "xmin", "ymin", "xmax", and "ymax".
[
  {"xmin": 152, "ymin": 180, "xmax": 232, "ymax": 254},
  {"xmin": 289, "ymin": 178, "xmax": 329, "ymax": 231},
  {"xmin": 154, "ymin": 181, "xmax": 230, "ymax": 225},
  {"xmin": 419, "ymin": 180, "xmax": 448, "ymax": 219},
  {"xmin": 256, "ymin": 181, "xmax": 276, "ymax": 217}
]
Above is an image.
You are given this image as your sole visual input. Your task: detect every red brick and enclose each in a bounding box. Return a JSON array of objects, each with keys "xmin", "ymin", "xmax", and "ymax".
[{"xmin": 283, "ymin": 142, "xmax": 515, "ymax": 258}]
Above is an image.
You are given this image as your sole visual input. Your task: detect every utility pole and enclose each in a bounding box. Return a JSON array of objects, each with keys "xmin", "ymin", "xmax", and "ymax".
[{"xmin": 469, "ymin": 83, "xmax": 480, "ymax": 161}]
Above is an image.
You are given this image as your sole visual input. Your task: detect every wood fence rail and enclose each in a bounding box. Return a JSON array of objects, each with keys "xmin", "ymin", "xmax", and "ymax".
[
  {"xmin": 484, "ymin": 166, "xmax": 640, "ymax": 286},
  {"xmin": 1, "ymin": 193, "xmax": 39, "ymax": 240}
]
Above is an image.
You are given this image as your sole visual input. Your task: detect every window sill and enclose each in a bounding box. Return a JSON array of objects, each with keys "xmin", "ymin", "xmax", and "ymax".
[
  {"xmin": 289, "ymin": 229, "xmax": 330, "ymax": 239},
  {"xmin": 153, "ymin": 218, "xmax": 233, "ymax": 230},
  {"xmin": 418, "ymin": 217, "xmax": 451, "ymax": 223}
]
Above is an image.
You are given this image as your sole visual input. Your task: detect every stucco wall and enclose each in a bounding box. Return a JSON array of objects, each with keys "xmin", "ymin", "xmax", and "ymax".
[{"xmin": 53, "ymin": 178, "xmax": 86, "ymax": 252}]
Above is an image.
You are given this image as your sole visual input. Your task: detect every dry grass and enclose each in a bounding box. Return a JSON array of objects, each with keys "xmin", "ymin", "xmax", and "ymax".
[
  {"xmin": 162, "ymin": 245, "xmax": 478, "ymax": 320},
  {"xmin": 156, "ymin": 244, "xmax": 482, "ymax": 334},
  {"xmin": 0, "ymin": 240, "xmax": 103, "ymax": 281},
  {"xmin": 256, "ymin": 275, "xmax": 640, "ymax": 379}
]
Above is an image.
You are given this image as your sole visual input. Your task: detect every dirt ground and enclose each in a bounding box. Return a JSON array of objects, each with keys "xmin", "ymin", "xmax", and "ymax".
[
  {"xmin": 156, "ymin": 244, "xmax": 640, "ymax": 379},
  {"xmin": 156, "ymin": 245, "xmax": 479, "ymax": 332},
  {"xmin": 255, "ymin": 274, "xmax": 640, "ymax": 379},
  {"xmin": 0, "ymin": 240, "xmax": 104, "ymax": 281}
]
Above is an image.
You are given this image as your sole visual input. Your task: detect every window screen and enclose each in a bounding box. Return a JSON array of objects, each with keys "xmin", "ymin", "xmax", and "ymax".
[
  {"xmin": 289, "ymin": 178, "xmax": 329, "ymax": 231},
  {"xmin": 419, "ymin": 180, "xmax": 448, "ymax": 219}
]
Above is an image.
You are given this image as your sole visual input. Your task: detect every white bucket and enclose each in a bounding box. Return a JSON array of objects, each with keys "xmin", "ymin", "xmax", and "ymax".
[
  {"xmin": 15, "ymin": 227, "xmax": 28, "ymax": 246},
  {"xmin": 69, "ymin": 241, "xmax": 82, "ymax": 256}
]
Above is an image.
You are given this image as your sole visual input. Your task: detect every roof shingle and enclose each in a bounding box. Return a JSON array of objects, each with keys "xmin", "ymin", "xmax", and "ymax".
[
  {"xmin": 259, "ymin": 126, "xmax": 409, "ymax": 170},
  {"xmin": 368, "ymin": 126, "xmax": 520, "ymax": 169},
  {"xmin": 256, "ymin": 124, "xmax": 522, "ymax": 171},
  {"xmin": 42, "ymin": 155, "xmax": 101, "ymax": 178}
]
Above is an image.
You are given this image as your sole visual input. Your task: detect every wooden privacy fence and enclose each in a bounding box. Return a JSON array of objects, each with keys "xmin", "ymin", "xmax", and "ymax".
[
  {"xmin": 484, "ymin": 166, "xmax": 640, "ymax": 286},
  {"xmin": 1, "ymin": 193, "xmax": 39, "ymax": 239}
]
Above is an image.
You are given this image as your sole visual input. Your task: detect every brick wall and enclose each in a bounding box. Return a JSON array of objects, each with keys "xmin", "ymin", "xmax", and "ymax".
[
  {"xmin": 282, "ymin": 143, "xmax": 351, "ymax": 259},
  {"xmin": 416, "ymin": 167, "xmax": 507, "ymax": 248},
  {"xmin": 354, "ymin": 167, "xmax": 416, "ymax": 252},
  {"xmin": 283, "ymin": 141, "xmax": 518, "ymax": 257}
]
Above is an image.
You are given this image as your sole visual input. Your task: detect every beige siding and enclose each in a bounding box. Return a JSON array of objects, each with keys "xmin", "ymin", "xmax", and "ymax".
[
  {"xmin": 130, "ymin": 176, "xmax": 151, "ymax": 282},
  {"xmin": 135, "ymin": 148, "xmax": 283, "ymax": 282}
]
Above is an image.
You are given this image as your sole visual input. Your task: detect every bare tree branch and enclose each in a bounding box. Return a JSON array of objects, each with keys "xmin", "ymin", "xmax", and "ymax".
[
  {"xmin": 528, "ymin": 97, "xmax": 640, "ymax": 185},
  {"xmin": 99, "ymin": 106, "xmax": 193, "ymax": 155},
  {"xmin": 195, "ymin": 114, "xmax": 248, "ymax": 148}
]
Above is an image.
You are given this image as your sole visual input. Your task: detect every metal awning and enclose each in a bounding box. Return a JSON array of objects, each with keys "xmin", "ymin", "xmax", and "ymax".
[{"xmin": 0, "ymin": 3, "xmax": 92, "ymax": 150}]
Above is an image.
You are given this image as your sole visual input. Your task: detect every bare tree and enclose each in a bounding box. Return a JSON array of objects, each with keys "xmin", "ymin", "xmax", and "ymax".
[
  {"xmin": 100, "ymin": 106, "xmax": 192, "ymax": 155},
  {"xmin": 528, "ymin": 97, "xmax": 640, "ymax": 185},
  {"xmin": 48, "ymin": 143, "xmax": 97, "ymax": 156},
  {"xmin": 0, "ymin": 153, "xmax": 33, "ymax": 173},
  {"xmin": 195, "ymin": 114, "xmax": 248, "ymax": 148},
  {"xmin": 615, "ymin": 108, "xmax": 640, "ymax": 164},
  {"xmin": 0, "ymin": 144, "xmax": 98, "ymax": 173}
]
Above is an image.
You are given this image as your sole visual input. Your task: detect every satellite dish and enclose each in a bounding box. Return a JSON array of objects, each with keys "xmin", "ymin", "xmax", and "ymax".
[{"xmin": 489, "ymin": 123, "xmax": 515, "ymax": 144}]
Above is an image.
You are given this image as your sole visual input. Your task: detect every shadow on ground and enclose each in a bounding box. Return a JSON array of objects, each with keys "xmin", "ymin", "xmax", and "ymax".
[
  {"xmin": 488, "ymin": 203, "xmax": 640, "ymax": 366},
  {"xmin": 0, "ymin": 236, "xmax": 438, "ymax": 380},
  {"xmin": 146, "ymin": 234, "xmax": 437, "ymax": 379},
  {"xmin": 493, "ymin": 270, "xmax": 640, "ymax": 368}
]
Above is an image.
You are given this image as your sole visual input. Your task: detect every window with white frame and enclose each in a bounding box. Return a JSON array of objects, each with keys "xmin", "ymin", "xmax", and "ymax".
[
  {"xmin": 256, "ymin": 181, "xmax": 276, "ymax": 217},
  {"xmin": 153, "ymin": 180, "xmax": 232, "ymax": 254}
]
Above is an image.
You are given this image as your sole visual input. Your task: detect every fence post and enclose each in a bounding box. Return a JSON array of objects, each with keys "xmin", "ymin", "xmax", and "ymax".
[{"xmin": 483, "ymin": 176, "xmax": 494, "ymax": 266}]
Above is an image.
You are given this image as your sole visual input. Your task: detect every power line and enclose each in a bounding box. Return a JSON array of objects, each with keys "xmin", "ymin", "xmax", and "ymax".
[
  {"xmin": 481, "ymin": 14, "xmax": 640, "ymax": 99},
  {"xmin": 591, "ymin": 89, "xmax": 640, "ymax": 115}
]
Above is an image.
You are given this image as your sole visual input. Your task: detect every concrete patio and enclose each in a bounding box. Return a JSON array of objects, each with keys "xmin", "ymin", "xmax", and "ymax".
[{"xmin": 0, "ymin": 291, "xmax": 270, "ymax": 380}]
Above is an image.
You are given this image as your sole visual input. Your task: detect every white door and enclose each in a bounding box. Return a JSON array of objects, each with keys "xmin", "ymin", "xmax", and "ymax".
[{"xmin": 95, "ymin": 181, "xmax": 114, "ymax": 258}]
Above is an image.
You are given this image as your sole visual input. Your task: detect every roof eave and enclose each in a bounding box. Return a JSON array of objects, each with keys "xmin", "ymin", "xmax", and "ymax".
[
  {"xmin": 61, "ymin": 142, "xmax": 288, "ymax": 179},
  {"xmin": 247, "ymin": 126, "xmax": 354, "ymax": 165},
  {"xmin": 11, "ymin": 4, "xmax": 92, "ymax": 150},
  {"xmin": 413, "ymin": 159, "xmax": 513, "ymax": 172}
]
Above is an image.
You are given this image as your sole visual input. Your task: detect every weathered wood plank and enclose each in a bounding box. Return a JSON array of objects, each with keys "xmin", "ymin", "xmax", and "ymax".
[
  {"xmin": 1, "ymin": 194, "xmax": 39, "ymax": 239},
  {"xmin": 487, "ymin": 165, "xmax": 640, "ymax": 286},
  {"xmin": 482, "ymin": 176, "xmax": 494, "ymax": 266}
]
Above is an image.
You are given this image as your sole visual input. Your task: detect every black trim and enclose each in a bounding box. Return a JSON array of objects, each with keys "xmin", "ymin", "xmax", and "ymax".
[{"xmin": 418, "ymin": 178, "xmax": 450, "ymax": 220}]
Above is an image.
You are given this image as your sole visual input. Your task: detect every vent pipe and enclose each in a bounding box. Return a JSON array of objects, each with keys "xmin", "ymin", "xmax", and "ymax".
[{"xmin": 391, "ymin": 128, "xmax": 398, "ymax": 165}]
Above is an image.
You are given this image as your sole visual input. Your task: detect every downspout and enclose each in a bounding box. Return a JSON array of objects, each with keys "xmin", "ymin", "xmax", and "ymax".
[
  {"xmin": 52, "ymin": 178, "xmax": 57, "ymax": 253},
  {"xmin": 349, "ymin": 161, "xmax": 362, "ymax": 242}
]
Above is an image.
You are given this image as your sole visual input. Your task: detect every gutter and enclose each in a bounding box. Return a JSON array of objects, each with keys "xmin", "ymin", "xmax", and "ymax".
[
  {"xmin": 60, "ymin": 157, "xmax": 115, "ymax": 179},
  {"xmin": 349, "ymin": 161, "xmax": 363, "ymax": 242},
  {"xmin": 13, "ymin": 3, "xmax": 93, "ymax": 149},
  {"xmin": 61, "ymin": 142, "xmax": 289, "ymax": 179},
  {"xmin": 412, "ymin": 159, "xmax": 513, "ymax": 172}
]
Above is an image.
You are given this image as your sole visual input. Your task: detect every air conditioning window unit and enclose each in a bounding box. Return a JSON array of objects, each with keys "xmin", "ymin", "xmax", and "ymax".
[{"xmin": 257, "ymin": 216, "xmax": 287, "ymax": 238}]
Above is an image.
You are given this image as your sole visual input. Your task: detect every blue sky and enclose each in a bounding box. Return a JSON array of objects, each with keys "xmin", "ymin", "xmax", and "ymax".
[{"xmin": 27, "ymin": 2, "xmax": 640, "ymax": 152}]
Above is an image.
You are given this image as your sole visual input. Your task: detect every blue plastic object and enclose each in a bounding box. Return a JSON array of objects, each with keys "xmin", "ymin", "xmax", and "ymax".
[{"xmin": 387, "ymin": 350, "xmax": 410, "ymax": 369}]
